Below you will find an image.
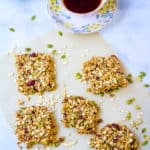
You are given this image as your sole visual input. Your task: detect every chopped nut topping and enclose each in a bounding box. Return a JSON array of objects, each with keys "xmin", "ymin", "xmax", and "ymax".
[
  {"xmin": 90, "ymin": 123, "xmax": 139, "ymax": 149},
  {"xmin": 62, "ymin": 96, "xmax": 101, "ymax": 134},
  {"xmin": 15, "ymin": 106, "xmax": 60, "ymax": 148},
  {"xmin": 82, "ymin": 55, "xmax": 128, "ymax": 94},
  {"xmin": 15, "ymin": 53, "xmax": 56, "ymax": 95},
  {"xmin": 100, "ymin": 92, "xmax": 104, "ymax": 97}
]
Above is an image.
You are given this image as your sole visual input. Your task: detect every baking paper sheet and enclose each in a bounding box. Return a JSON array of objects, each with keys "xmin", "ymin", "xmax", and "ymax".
[{"xmin": 0, "ymin": 31, "xmax": 150, "ymax": 150}]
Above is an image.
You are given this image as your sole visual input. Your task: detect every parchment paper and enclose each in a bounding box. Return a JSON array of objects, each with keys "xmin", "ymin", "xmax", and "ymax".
[{"xmin": 0, "ymin": 31, "xmax": 150, "ymax": 150}]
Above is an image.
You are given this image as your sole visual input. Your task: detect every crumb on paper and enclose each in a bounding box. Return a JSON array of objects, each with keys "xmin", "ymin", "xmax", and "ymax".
[
  {"xmin": 63, "ymin": 140, "xmax": 78, "ymax": 147},
  {"xmin": 18, "ymin": 99, "xmax": 25, "ymax": 105},
  {"xmin": 139, "ymin": 111, "xmax": 143, "ymax": 116},
  {"xmin": 51, "ymin": 50, "xmax": 58, "ymax": 55},
  {"xmin": 58, "ymin": 31, "xmax": 63, "ymax": 36},
  {"xmin": 137, "ymin": 71, "xmax": 146, "ymax": 82},
  {"xmin": 31, "ymin": 15, "xmax": 36, "ymax": 21},
  {"xmin": 9, "ymin": 72, "xmax": 15, "ymax": 77},
  {"xmin": 126, "ymin": 97, "xmax": 136, "ymax": 105},
  {"xmin": 62, "ymin": 61, "xmax": 68, "ymax": 65},
  {"xmin": 9, "ymin": 27, "xmax": 15, "ymax": 32},
  {"xmin": 119, "ymin": 108, "xmax": 125, "ymax": 113},
  {"xmin": 75, "ymin": 72, "xmax": 82, "ymax": 80},
  {"xmin": 131, "ymin": 119, "xmax": 143, "ymax": 128},
  {"xmin": 37, "ymin": 94, "xmax": 60, "ymax": 112},
  {"xmin": 26, "ymin": 96, "xmax": 31, "ymax": 102}
]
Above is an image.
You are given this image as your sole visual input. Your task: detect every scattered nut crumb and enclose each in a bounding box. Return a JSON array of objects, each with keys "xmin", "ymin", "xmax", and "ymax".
[{"xmin": 18, "ymin": 99, "xmax": 24, "ymax": 105}]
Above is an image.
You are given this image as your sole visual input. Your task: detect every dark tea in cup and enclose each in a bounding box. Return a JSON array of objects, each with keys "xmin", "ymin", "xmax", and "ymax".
[{"xmin": 63, "ymin": 0, "xmax": 102, "ymax": 14}]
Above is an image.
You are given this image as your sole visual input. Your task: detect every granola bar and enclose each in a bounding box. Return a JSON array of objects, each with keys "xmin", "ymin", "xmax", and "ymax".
[
  {"xmin": 90, "ymin": 123, "xmax": 139, "ymax": 150},
  {"xmin": 15, "ymin": 106, "xmax": 60, "ymax": 148},
  {"xmin": 15, "ymin": 53, "xmax": 56, "ymax": 95},
  {"xmin": 62, "ymin": 96, "xmax": 101, "ymax": 134},
  {"xmin": 83, "ymin": 55, "xmax": 128, "ymax": 94}
]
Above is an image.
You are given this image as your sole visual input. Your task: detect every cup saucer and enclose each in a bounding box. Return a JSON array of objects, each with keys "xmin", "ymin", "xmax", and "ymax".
[{"xmin": 47, "ymin": 0, "xmax": 117, "ymax": 33}]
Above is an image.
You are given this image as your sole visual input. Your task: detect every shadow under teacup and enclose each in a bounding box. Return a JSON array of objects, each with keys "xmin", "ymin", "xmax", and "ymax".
[{"xmin": 61, "ymin": 0, "xmax": 107, "ymax": 14}]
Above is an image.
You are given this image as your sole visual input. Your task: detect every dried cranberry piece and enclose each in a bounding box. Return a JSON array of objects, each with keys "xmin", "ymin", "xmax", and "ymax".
[
  {"xmin": 109, "ymin": 123, "xmax": 120, "ymax": 130},
  {"xmin": 97, "ymin": 118, "xmax": 103, "ymax": 123},
  {"xmin": 30, "ymin": 52, "xmax": 36, "ymax": 57},
  {"xmin": 96, "ymin": 133, "xmax": 101, "ymax": 137},
  {"xmin": 96, "ymin": 76, "xmax": 100, "ymax": 80},
  {"xmin": 19, "ymin": 62, "xmax": 23, "ymax": 66},
  {"xmin": 87, "ymin": 128, "xmax": 92, "ymax": 131},
  {"xmin": 63, "ymin": 113, "xmax": 67, "ymax": 119},
  {"xmin": 24, "ymin": 127, "xmax": 28, "ymax": 133},
  {"xmin": 59, "ymin": 137, "xmax": 65, "ymax": 143},
  {"xmin": 78, "ymin": 115, "xmax": 83, "ymax": 119},
  {"xmin": 26, "ymin": 80, "xmax": 35, "ymax": 86},
  {"xmin": 113, "ymin": 138, "xmax": 118, "ymax": 143},
  {"xmin": 95, "ymin": 64, "xmax": 99, "ymax": 68}
]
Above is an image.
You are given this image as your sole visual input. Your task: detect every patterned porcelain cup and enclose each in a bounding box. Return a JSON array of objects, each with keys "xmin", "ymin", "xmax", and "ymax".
[
  {"xmin": 47, "ymin": 0, "xmax": 117, "ymax": 33},
  {"xmin": 61, "ymin": 0, "xmax": 107, "ymax": 14}
]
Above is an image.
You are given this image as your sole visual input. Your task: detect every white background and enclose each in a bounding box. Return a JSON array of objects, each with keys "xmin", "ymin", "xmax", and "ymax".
[{"xmin": 0, "ymin": 0, "xmax": 150, "ymax": 149}]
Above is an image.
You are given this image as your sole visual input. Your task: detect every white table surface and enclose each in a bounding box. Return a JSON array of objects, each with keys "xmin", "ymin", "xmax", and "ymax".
[{"xmin": 0, "ymin": 0, "xmax": 150, "ymax": 149}]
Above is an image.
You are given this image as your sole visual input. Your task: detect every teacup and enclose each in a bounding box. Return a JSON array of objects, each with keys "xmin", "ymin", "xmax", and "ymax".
[{"xmin": 61, "ymin": 0, "xmax": 107, "ymax": 14}]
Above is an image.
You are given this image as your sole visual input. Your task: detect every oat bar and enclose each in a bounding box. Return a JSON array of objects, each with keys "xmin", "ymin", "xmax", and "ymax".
[
  {"xmin": 15, "ymin": 106, "xmax": 60, "ymax": 148},
  {"xmin": 90, "ymin": 123, "xmax": 139, "ymax": 150},
  {"xmin": 15, "ymin": 53, "xmax": 56, "ymax": 95},
  {"xmin": 83, "ymin": 55, "xmax": 128, "ymax": 94},
  {"xmin": 62, "ymin": 96, "xmax": 101, "ymax": 134}
]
